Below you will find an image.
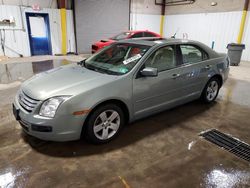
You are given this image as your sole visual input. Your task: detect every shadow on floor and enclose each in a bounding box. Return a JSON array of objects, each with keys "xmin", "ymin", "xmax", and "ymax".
[{"xmin": 21, "ymin": 100, "xmax": 216, "ymax": 158}]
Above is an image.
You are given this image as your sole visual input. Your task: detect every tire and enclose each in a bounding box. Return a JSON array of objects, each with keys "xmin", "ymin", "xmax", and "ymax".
[
  {"xmin": 201, "ymin": 77, "xmax": 221, "ymax": 103},
  {"xmin": 84, "ymin": 104, "xmax": 125, "ymax": 144}
]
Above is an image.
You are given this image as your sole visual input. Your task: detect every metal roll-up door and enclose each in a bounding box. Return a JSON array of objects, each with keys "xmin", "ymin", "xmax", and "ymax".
[{"xmin": 75, "ymin": 0, "xmax": 130, "ymax": 53}]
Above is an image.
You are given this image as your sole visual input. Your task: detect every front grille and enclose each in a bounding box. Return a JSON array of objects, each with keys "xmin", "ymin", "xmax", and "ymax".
[
  {"xmin": 18, "ymin": 91, "xmax": 40, "ymax": 113},
  {"xmin": 200, "ymin": 129, "xmax": 250, "ymax": 162}
]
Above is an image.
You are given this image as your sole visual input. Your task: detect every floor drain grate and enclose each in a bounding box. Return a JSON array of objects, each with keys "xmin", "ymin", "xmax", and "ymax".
[{"xmin": 200, "ymin": 129, "xmax": 250, "ymax": 162}]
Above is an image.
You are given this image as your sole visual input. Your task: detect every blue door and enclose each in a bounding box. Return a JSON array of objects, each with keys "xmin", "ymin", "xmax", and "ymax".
[{"xmin": 26, "ymin": 13, "xmax": 52, "ymax": 55}]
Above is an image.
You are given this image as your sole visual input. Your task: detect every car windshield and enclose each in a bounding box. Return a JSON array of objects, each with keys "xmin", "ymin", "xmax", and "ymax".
[
  {"xmin": 85, "ymin": 43, "xmax": 150, "ymax": 75},
  {"xmin": 111, "ymin": 32, "xmax": 132, "ymax": 40}
]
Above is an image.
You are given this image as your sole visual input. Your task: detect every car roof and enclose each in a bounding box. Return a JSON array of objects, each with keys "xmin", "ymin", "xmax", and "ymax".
[
  {"xmin": 118, "ymin": 38, "xmax": 189, "ymax": 46},
  {"xmin": 124, "ymin": 30, "xmax": 155, "ymax": 33},
  {"xmin": 117, "ymin": 38, "xmax": 219, "ymax": 57}
]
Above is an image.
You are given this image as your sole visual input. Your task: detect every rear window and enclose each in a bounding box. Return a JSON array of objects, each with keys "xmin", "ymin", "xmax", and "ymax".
[
  {"xmin": 144, "ymin": 32, "xmax": 157, "ymax": 37},
  {"xmin": 111, "ymin": 32, "xmax": 131, "ymax": 40},
  {"xmin": 131, "ymin": 32, "xmax": 143, "ymax": 38}
]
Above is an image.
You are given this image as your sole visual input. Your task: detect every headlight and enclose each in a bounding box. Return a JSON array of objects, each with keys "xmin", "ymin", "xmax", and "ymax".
[{"xmin": 39, "ymin": 96, "xmax": 70, "ymax": 118}]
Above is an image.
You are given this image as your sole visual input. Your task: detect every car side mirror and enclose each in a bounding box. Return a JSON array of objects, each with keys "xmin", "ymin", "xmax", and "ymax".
[{"xmin": 140, "ymin": 67, "xmax": 158, "ymax": 77}]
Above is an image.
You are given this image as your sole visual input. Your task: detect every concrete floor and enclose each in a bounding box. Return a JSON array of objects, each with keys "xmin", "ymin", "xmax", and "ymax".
[{"xmin": 0, "ymin": 58, "xmax": 250, "ymax": 187}]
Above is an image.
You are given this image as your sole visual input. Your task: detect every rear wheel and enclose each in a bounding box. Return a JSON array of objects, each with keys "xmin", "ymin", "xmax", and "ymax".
[
  {"xmin": 84, "ymin": 104, "xmax": 125, "ymax": 144},
  {"xmin": 201, "ymin": 77, "xmax": 220, "ymax": 103}
]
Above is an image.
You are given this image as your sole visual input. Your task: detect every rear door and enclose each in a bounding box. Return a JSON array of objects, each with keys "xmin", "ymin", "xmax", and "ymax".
[
  {"xmin": 177, "ymin": 44, "xmax": 211, "ymax": 97},
  {"xmin": 133, "ymin": 45, "xmax": 185, "ymax": 118}
]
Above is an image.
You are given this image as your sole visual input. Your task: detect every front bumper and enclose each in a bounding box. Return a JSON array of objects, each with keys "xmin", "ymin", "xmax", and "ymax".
[{"xmin": 13, "ymin": 95, "xmax": 87, "ymax": 142}]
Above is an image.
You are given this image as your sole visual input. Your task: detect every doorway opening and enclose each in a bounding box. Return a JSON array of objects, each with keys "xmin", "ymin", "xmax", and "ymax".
[{"xmin": 26, "ymin": 13, "xmax": 52, "ymax": 56}]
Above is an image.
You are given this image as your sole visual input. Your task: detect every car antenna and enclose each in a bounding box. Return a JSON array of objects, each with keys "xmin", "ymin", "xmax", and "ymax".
[{"xmin": 171, "ymin": 28, "xmax": 180, "ymax": 38}]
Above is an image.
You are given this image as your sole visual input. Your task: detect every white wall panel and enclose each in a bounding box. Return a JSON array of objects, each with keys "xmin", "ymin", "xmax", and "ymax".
[
  {"xmin": 131, "ymin": 11, "xmax": 250, "ymax": 61},
  {"xmin": 0, "ymin": 5, "xmax": 75, "ymax": 57},
  {"xmin": 23, "ymin": 7, "xmax": 62, "ymax": 55},
  {"xmin": 242, "ymin": 12, "xmax": 250, "ymax": 61},
  {"xmin": 0, "ymin": 0, "xmax": 57, "ymax": 8},
  {"xmin": 66, "ymin": 10, "xmax": 76, "ymax": 53},
  {"xmin": 0, "ymin": 5, "xmax": 29, "ymax": 57},
  {"xmin": 164, "ymin": 11, "xmax": 250, "ymax": 61},
  {"xmin": 164, "ymin": 12, "xmax": 241, "ymax": 53},
  {"xmin": 130, "ymin": 13, "xmax": 161, "ymax": 34}
]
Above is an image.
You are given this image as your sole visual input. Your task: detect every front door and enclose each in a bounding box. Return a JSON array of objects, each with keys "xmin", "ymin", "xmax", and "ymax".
[
  {"xmin": 26, "ymin": 13, "xmax": 52, "ymax": 56},
  {"xmin": 133, "ymin": 45, "xmax": 184, "ymax": 119}
]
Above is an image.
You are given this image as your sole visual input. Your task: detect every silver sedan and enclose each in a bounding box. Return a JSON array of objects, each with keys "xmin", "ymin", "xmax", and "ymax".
[{"xmin": 13, "ymin": 38, "xmax": 229, "ymax": 143}]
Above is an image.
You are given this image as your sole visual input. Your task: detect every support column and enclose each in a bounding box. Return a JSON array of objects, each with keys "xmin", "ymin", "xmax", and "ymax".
[
  {"xmin": 58, "ymin": 0, "xmax": 67, "ymax": 54},
  {"xmin": 160, "ymin": 0, "xmax": 166, "ymax": 36},
  {"xmin": 237, "ymin": 0, "xmax": 249, "ymax": 44}
]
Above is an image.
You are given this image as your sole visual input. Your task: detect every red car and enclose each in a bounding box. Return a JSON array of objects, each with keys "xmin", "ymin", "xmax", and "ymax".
[{"xmin": 92, "ymin": 30, "xmax": 161, "ymax": 53}]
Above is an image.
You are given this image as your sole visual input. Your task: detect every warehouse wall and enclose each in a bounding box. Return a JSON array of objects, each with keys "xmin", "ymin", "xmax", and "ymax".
[
  {"xmin": 0, "ymin": 5, "xmax": 75, "ymax": 57},
  {"xmin": 130, "ymin": 0, "xmax": 160, "ymax": 32},
  {"xmin": 163, "ymin": 11, "xmax": 250, "ymax": 61},
  {"xmin": 75, "ymin": 0, "xmax": 130, "ymax": 53},
  {"xmin": 164, "ymin": 0, "xmax": 246, "ymax": 14},
  {"xmin": 130, "ymin": 0, "xmax": 250, "ymax": 61},
  {"xmin": 241, "ymin": 12, "xmax": 250, "ymax": 61},
  {"xmin": 0, "ymin": 0, "xmax": 58, "ymax": 8},
  {"xmin": 130, "ymin": 13, "xmax": 161, "ymax": 34},
  {"xmin": 164, "ymin": 12, "xmax": 241, "ymax": 55}
]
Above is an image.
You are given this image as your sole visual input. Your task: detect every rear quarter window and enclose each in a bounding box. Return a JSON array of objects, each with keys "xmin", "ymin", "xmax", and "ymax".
[{"xmin": 180, "ymin": 45, "xmax": 209, "ymax": 64}]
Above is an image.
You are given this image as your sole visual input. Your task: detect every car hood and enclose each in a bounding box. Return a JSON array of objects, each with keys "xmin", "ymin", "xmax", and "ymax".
[{"xmin": 21, "ymin": 63, "xmax": 118, "ymax": 100}]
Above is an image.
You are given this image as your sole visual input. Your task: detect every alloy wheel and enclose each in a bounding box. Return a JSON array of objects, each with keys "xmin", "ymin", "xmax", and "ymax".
[
  {"xmin": 93, "ymin": 110, "xmax": 120, "ymax": 140},
  {"xmin": 206, "ymin": 80, "xmax": 219, "ymax": 101}
]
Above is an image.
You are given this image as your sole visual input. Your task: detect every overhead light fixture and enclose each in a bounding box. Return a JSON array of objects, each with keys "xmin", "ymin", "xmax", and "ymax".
[
  {"xmin": 211, "ymin": 2, "xmax": 218, "ymax": 6},
  {"xmin": 155, "ymin": 0, "xmax": 195, "ymax": 6}
]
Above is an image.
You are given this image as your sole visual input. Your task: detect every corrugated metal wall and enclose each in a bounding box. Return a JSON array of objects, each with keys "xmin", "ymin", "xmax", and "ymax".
[
  {"xmin": 0, "ymin": 5, "xmax": 75, "ymax": 57},
  {"xmin": 131, "ymin": 11, "xmax": 250, "ymax": 61},
  {"xmin": 164, "ymin": 12, "xmax": 241, "ymax": 45},
  {"xmin": 164, "ymin": 11, "xmax": 247, "ymax": 59},
  {"xmin": 75, "ymin": 0, "xmax": 130, "ymax": 53}
]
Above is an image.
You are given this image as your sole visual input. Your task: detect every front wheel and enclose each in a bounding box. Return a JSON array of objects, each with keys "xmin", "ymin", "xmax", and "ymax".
[
  {"xmin": 84, "ymin": 104, "xmax": 125, "ymax": 144},
  {"xmin": 201, "ymin": 77, "xmax": 220, "ymax": 103}
]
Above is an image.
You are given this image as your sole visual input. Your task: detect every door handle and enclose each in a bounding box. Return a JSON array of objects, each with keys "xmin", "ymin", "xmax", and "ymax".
[
  {"xmin": 172, "ymin": 73, "xmax": 180, "ymax": 79},
  {"xmin": 205, "ymin": 65, "xmax": 212, "ymax": 69}
]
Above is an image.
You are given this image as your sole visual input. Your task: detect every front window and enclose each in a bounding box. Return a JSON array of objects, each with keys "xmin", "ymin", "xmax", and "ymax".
[
  {"xmin": 144, "ymin": 46, "xmax": 176, "ymax": 72},
  {"xmin": 111, "ymin": 32, "xmax": 132, "ymax": 40},
  {"xmin": 85, "ymin": 43, "xmax": 150, "ymax": 75}
]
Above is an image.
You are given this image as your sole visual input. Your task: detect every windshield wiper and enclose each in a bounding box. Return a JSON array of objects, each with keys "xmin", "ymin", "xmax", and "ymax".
[
  {"xmin": 85, "ymin": 64, "xmax": 122, "ymax": 75},
  {"xmin": 85, "ymin": 64, "xmax": 107, "ymax": 74}
]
